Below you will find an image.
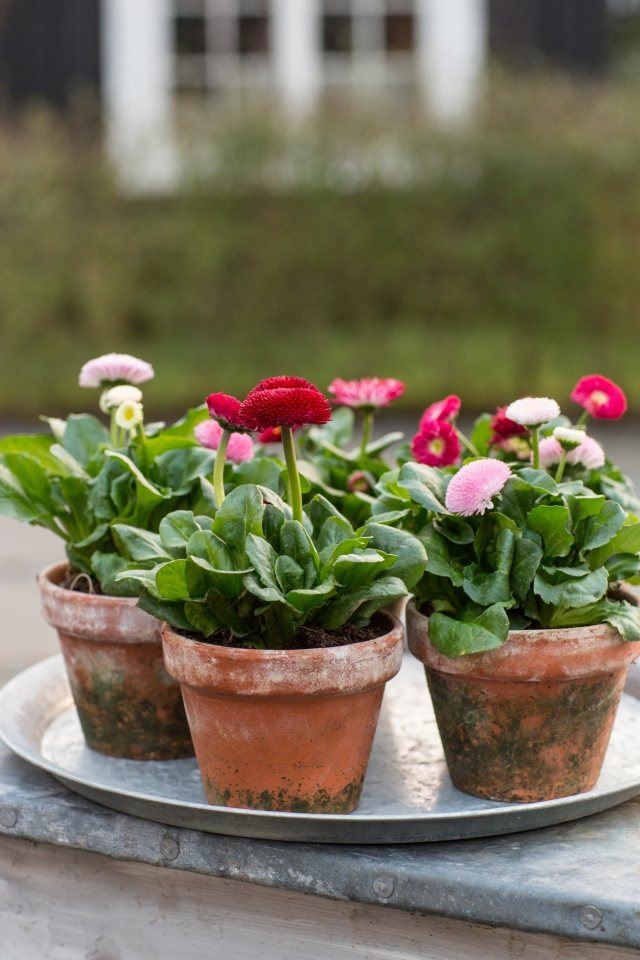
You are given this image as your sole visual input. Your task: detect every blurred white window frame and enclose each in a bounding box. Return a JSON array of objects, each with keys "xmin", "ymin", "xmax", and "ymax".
[
  {"xmin": 102, "ymin": 0, "xmax": 487, "ymax": 187},
  {"xmin": 102, "ymin": 0, "xmax": 178, "ymax": 190}
]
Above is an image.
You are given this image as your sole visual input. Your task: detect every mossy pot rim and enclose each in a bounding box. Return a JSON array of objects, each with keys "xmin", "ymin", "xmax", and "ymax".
[{"xmin": 38, "ymin": 560, "xmax": 162, "ymax": 645}]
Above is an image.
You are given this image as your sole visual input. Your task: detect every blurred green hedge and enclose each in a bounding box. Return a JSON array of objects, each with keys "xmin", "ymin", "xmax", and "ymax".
[{"xmin": 1, "ymin": 75, "xmax": 640, "ymax": 418}]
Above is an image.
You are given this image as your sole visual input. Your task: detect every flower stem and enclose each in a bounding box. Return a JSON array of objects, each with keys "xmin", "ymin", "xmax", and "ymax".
[
  {"xmin": 530, "ymin": 427, "xmax": 540, "ymax": 469},
  {"xmin": 360, "ymin": 409, "xmax": 374, "ymax": 457},
  {"xmin": 110, "ymin": 410, "xmax": 118, "ymax": 447},
  {"xmin": 555, "ymin": 452, "xmax": 567, "ymax": 483},
  {"xmin": 282, "ymin": 424, "xmax": 303, "ymax": 524},
  {"xmin": 213, "ymin": 429, "xmax": 230, "ymax": 507},
  {"xmin": 456, "ymin": 428, "xmax": 480, "ymax": 458},
  {"xmin": 576, "ymin": 410, "xmax": 589, "ymax": 427}
]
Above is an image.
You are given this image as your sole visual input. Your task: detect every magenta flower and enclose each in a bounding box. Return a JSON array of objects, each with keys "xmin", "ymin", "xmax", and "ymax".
[
  {"xmin": 445, "ymin": 459, "xmax": 512, "ymax": 517},
  {"xmin": 571, "ymin": 375, "xmax": 627, "ymax": 420},
  {"xmin": 412, "ymin": 420, "xmax": 461, "ymax": 467},
  {"xmin": 79, "ymin": 353, "xmax": 154, "ymax": 388},
  {"xmin": 419, "ymin": 395, "xmax": 461, "ymax": 427},
  {"xmin": 328, "ymin": 377, "xmax": 405, "ymax": 410},
  {"xmin": 195, "ymin": 420, "xmax": 253, "ymax": 464}
]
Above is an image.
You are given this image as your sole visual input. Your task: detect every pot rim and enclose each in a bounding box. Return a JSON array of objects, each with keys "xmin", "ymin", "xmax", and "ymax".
[
  {"xmin": 406, "ymin": 597, "xmax": 640, "ymax": 681},
  {"xmin": 38, "ymin": 560, "xmax": 161, "ymax": 644},
  {"xmin": 38, "ymin": 560, "xmax": 138, "ymax": 608},
  {"xmin": 161, "ymin": 610, "xmax": 405, "ymax": 698}
]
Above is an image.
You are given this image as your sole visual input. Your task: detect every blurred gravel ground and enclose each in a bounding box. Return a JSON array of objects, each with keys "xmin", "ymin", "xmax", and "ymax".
[{"xmin": 0, "ymin": 419, "xmax": 637, "ymax": 685}]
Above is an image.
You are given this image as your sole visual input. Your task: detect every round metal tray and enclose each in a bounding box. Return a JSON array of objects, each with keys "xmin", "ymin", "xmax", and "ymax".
[{"xmin": 2, "ymin": 653, "xmax": 640, "ymax": 844}]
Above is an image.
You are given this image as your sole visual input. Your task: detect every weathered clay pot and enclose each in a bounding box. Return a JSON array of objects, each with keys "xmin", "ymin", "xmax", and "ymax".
[
  {"xmin": 39, "ymin": 562, "xmax": 193, "ymax": 761},
  {"xmin": 407, "ymin": 599, "xmax": 640, "ymax": 803},
  {"xmin": 162, "ymin": 611, "xmax": 404, "ymax": 813}
]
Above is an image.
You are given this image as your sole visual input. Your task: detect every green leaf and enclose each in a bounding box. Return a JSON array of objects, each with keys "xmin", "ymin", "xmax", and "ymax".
[
  {"xmin": 316, "ymin": 576, "xmax": 408, "ymax": 629},
  {"xmin": 463, "ymin": 529, "xmax": 515, "ymax": 605},
  {"xmin": 138, "ymin": 589, "xmax": 192, "ymax": 632},
  {"xmin": 527, "ymin": 504, "xmax": 573, "ymax": 558},
  {"xmin": 364, "ymin": 522, "xmax": 428, "ymax": 589},
  {"xmin": 0, "ymin": 462, "xmax": 49, "ymax": 523},
  {"xmin": 417, "ymin": 524, "xmax": 464, "ymax": 586},
  {"xmin": 279, "ymin": 520, "xmax": 318, "ymax": 585},
  {"xmin": 516, "ymin": 468, "xmax": 558, "ymax": 495},
  {"xmin": 548, "ymin": 599, "xmax": 640, "ymax": 642},
  {"xmin": 396, "ymin": 462, "xmax": 447, "ymax": 514},
  {"xmin": 106, "ymin": 451, "xmax": 167, "ymax": 526},
  {"xmin": 533, "ymin": 567, "xmax": 608, "ymax": 608},
  {"xmin": 91, "ymin": 551, "xmax": 139, "ymax": 597},
  {"xmin": 243, "ymin": 572, "xmax": 286, "ymax": 605},
  {"xmin": 155, "ymin": 559, "xmax": 190, "ymax": 600},
  {"xmin": 286, "ymin": 577, "xmax": 336, "ymax": 613},
  {"xmin": 154, "ymin": 447, "xmax": 213, "ymax": 492},
  {"xmin": 213, "ymin": 485, "xmax": 264, "ymax": 563},
  {"xmin": 245, "ymin": 534, "xmax": 279, "ymax": 588},
  {"xmin": 275, "ymin": 555, "xmax": 305, "ymax": 593},
  {"xmin": 581, "ymin": 500, "xmax": 626, "ymax": 551},
  {"xmin": 0, "ymin": 433, "xmax": 63, "ymax": 473},
  {"xmin": 62, "ymin": 415, "xmax": 109, "ymax": 467},
  {"xmin": 317, "ymin": 515, "xmax": 355, "ymax": 551},
  {"xmin": 159, "ymin": 511, "xmax": 204, "ymax": 556},
  {"xmin": 469, "ymin": 413, "xmax": 493, "ymax": 457},
  {"xmin": 588, "ymin": 522, "xmax": 640, "ymax": 569},
  {"xmin": 433, "ymin": 516, "xmax": 475, "ymax": 545},
  {"xmin": 428, "ymin": 603, "xmax": 510, "ymax": 657},
  {"xmin": 185, "ymin": 556, "xmax": 247, "ymax": 598},
  {"xmin": 333, "ymin": 550, "xmax": 395, "ymax": 589},
  {"xmin": 511, "ymin": 535, "xmax": 543, "ymax": 601},
  {"xmin": 112, "ymin": 524, "xmax": 170, "ymax": 561}
]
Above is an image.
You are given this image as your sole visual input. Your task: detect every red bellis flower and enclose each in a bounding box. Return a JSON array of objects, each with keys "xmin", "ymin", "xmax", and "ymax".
[
  {"xmin": 571, "ymin": 375, "xmax": 627, "ymax": 420},
  {"xmin": 412, "ymin": 420, "xmax": 461, "ymax": 467},
  {"xmin": 205, "ymin": 392, "xmax": 250, "ymax": 433},
  {"xmin": 489, "ymin": 405, "xmax": 527, "ymax": 444},
  {"xmin": 239, "ymin": 378, "xmax": 332, "ymax": 431}
]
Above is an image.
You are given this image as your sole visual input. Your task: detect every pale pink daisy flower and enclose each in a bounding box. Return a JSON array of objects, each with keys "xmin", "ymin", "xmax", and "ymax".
[
  {"xmin": 328, "ymin": 377, "xmax": 405, "ymax": 410},
  {"xmin": 445, "ymin": 459, "xmax": 512, "ymax": 517},
  {"xmin": 568, "ymin": 435, "xmax": 605, "ymax": 470},
  {"xmin": 79, "ymin": 353, "xmax": 155, "ymax": 388},
  {"xmin": 195, "ymin": 420, "xmax": 254, "ymax": 464},
  {"xmin": 538, "ymin": 436, "xmax": 563, "ymax": 468},
  {"xmin": 505, "ymin": 397, "xmax": 560, "ymax": 427}
]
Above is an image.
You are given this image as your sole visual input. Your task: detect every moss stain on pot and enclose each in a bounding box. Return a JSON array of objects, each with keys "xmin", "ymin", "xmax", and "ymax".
[
  {"xmin": 204, "ymin": 775, "xmax": 364, "ymax": 813},
  {"xmin": 426, "ymin": 668, "xmax": 625, "ymax": 803},
  {"xmin": 64, "ymin": 640, "xmax": 193, "ymax": 761}
]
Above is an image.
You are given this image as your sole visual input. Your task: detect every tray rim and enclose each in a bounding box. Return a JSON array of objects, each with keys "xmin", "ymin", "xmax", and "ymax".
[{"xmin": 2, "ymin": 654, "xmax": 640, "ymax": 843}]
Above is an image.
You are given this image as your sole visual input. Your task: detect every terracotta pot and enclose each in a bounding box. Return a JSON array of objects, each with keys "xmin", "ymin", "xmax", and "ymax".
[
  {"xmin": 162, "ymin": 611, "xmax": 404, "ymax": 813},
  {"xmin": 39, "ymin": 562, "xmax": 193, "ymax": 761},
  {"xmin": 407, "ymin": 599, "xmax": 640, "ymax": 803}
]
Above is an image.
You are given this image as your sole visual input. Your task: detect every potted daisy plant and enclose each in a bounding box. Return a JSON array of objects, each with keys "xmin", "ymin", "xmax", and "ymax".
[
  {"xmin": 377, "ymin": 375, "xmax": 640, "ymax": 802},
  {"xmin": 0, "ymin": 353, "xmax": 228, "ymax": 760},
  {"xmin": 116, "ymin": 376, "xmax": 427, "ymax": 813}
]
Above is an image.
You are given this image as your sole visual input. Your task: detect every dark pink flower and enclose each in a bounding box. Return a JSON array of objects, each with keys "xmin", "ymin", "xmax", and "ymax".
[
  {"xmin": 571, "ymin": 375, "xmax": 627, "ymax": 420},
  {"xmin": 490, "ymin": 405, "xmax": 527, "ymax": 444},
  {"xmin": 205, "ymin": 392, "xmax": 250, "ymax": 433},
  {"xmin": 419, "ymin": 395, "xmax": 461, "ymax": 428},
  {"xmin": 328, "ymin": 377, "xmax": 405, "ymax": 410},
  {"xmin": 347, "ymin": 470, "xmax": 371, "ymax": 493},
  {"xmin": 411, "ymin": 420, "xmax": 461, "ymax": 467},
  {"xmin": 257, "ymin": 425, "xmax": 301, "ymax": 444}
]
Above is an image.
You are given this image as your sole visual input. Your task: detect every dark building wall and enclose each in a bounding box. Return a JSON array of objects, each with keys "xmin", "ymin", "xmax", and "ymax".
[
  {"xmin": 0, "ymin": 0, "xmax": 100, "ymax": 109},
  {"xmin": 490, "ymin": 0, "xmax": 608, "ymax": 72}
]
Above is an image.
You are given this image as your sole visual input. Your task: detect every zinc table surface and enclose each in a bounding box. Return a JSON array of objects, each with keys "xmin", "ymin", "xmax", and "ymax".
[{"xmin": 2, "ymin": 733, "xmax": 640, "ymax": 956}]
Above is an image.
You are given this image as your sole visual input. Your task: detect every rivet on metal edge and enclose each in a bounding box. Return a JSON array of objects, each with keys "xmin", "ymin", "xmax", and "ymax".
[
  {"xmin": 159, "ymin": 836, "xmax": 180, "ymax": 861},
  {"xmin": 580, "ymin": 905, "xmax": 603, "ymax": 930},
  {"xmin": 0, "ymin": 807, "xmax": 18, "ymax": 829},
  {"xmin": 373, "ymin": 876, "xmax": 395, "ymax": 899}
]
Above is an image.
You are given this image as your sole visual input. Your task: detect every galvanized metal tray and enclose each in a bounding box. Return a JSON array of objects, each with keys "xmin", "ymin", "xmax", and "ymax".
[{"xmin": 2, "ymin": 653, "xmax": 640, "ymax": 844}]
